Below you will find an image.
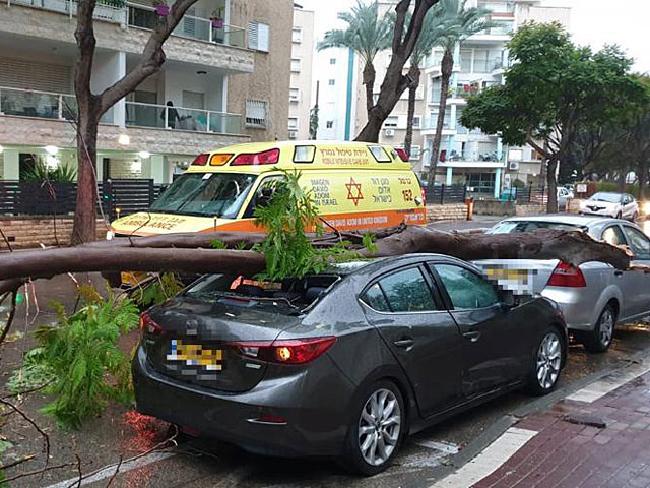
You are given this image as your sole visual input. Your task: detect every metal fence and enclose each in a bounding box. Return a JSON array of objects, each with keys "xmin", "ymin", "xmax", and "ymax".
[
  {"xmin": 0, "ymin": 179, "xmax": 166, "ymax": 221},
  {"xmin": 506, "ymin": 184, "xmax": 548, "ymax": 204},
  {"xmin": 425, "ymin": 184, "xmax": 467, "ymax": 204}
]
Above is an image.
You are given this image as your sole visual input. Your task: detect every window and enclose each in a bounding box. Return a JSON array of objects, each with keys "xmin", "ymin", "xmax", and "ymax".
[
  {"xmin": 329, "ymin": 58, "xmax": 336, "ymax": 65},
  {"xmin": 435, "ymin": 264, "xmax": 499, "ymax": 310},
  {"xmin": 412, "ymin": 116, "xmax": 421, "ymax": 129},
  {"xmin": 245, "ymin": 99, "xmax": 268, "ymax": 128},
  {"xmin": 288, "ymin": 117, "xmax": 298, "ymax": 129},
  {"xmin": 328, "ymin": 79, "xmax": 335, "ymax": 86},
  {"xmin": 290, "ymin": 58, "xmax": 302, "ymax": 72},
  {"xmin": 326, "ymin": 120, "xmax": 334, "ymax": 129},
  {"xmin": 410, "ymin": 145, "xmax": 421, "ymax": 160},
  {"xmin": 248, "ymin": 21, "xmax": 270, "ymax": 52},
  {"xmin": 363, "ymin": 267, "xmax": 438, "ymax": 312},
  {"xmin": 292, "ymin": 27, "xmax": 302, "ymax": 43},
  {"xmin": 289, "ymin": 87, "xmax": 300, "ymax": 102},
  {"xmin": 602, "ymin": 226, "xmax": 626, "ymax": 247},
  {"xmin": 384, "ymin": 116, "xmax": 398, "ymax": 128},
  {"xmin": 369, "ymin": 145, "xmax": 391, "ymax": 163},
  {"xmin": 621, "ymin": 226, "xmax": 650, "ymax": 259}
]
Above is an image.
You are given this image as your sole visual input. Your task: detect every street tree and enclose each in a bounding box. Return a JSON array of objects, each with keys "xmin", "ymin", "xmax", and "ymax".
[
  {"xmin": 461, "ymin": 23, "xmax": 645, "ymax": 213},
  {"xmin": 318, "ymin": 1, "xmax": 394, "ymax": 118},
  {"xmin": 354, "ymin": 0, "xmax": 446, "ymax": 142},
  {"xmin": 425, "ymin": 0, "xmax": 492, "ymax": 189},
  {"xmin": 71, "ymin": 0, "xmax": 202, "ymax": 243}
]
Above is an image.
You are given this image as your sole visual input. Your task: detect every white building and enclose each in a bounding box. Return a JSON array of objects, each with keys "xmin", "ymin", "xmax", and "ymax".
[
  {"xmin": 356, "ymin": 0, "xmax": 571, "ymax": 198},
  {"xmin": 288, "ymin": 4, "xmax": 315, "ymax": 140},
  {"xmin": 0, "ymin": 0, "xmax": 293, "ymax": 184},
  {"xmin": 313, "ymin": 47, "xmax": 359, "ymax": 141}
]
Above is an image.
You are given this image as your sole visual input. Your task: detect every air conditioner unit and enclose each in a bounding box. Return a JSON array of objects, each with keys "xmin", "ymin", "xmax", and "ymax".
[
  {"xmin": 509, "ymin": 161, "xmax": 520, "ymax": 171},
  {"xmin": 384, "ymin": 128, "xmax": 395, "ymax": 137},
  {"xmin": 288, "ymin": 130, "xmax": 298, "ymax": 139}
]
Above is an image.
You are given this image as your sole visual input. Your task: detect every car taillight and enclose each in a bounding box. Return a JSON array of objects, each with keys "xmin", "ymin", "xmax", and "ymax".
[
  {"xmin": 420, "ymin": 186, "xmax": 427, "ymax": 206},
  {"xmin": 395, "ymin": 147, "xmax": 408, "ymax": 162},
  {"xmin": 231, "ymin": 337, "xmax": 336, "ymax": 364},
  {"xmin": 192, "ymin": 153, "xmax": 209, "ymax": 166},
  {"xmin": 547, "ymin": 262, "xmax": 586, "ymax": 288},
  {"xmin": 139, "ymin": 312, "xmax": 164, "ymax": 335},
  {"xmin": 231, "ymin": 148, "xmax": 280, "ymax": 166}
]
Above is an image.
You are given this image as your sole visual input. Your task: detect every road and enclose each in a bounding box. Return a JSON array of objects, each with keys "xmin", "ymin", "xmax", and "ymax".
[{"xmin": 4, "ymin": 216, "xmax": 650, "ymax": 488}]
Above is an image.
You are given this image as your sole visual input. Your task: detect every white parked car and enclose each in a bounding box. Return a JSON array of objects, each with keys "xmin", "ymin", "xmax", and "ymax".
[
  {"xmin": 557, "ymin": 187, "xmax": 574, "ymax": 210},
  {"xmin": 579, "ymin": 192, "xmax": 639, "ymax": 221}
]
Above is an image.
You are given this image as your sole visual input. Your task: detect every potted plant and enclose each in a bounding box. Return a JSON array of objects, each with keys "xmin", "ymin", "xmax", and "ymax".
[
  {"xmin": 153, "ymin": 0, "xmax": 170, "ymax": 17},
  {"xmin": 210, "ymin": 8, "xmax": 224, "ymax": 28}
]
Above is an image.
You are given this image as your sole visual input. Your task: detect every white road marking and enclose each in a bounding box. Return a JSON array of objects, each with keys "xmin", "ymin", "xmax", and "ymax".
[
  {"xmin": 45, "ymin": 451, "xmax": 176, "ymax": 488},
  {"xmin": 430, "ymin": 427, "xmax": 537, "ymax": 488},
  {"xmin": 566, "ymin": 362, "xmax": 650, "ymax": 403},
  {"xmin": 401, "ymin": 440, "xmax": 459, "ymax": 468}
]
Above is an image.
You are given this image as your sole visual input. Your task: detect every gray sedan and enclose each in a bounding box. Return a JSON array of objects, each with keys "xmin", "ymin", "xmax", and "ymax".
[
  {"xmin": 476, "ymin": 216, "xmax": 650, "ymax": 353},
  {"xmin": 133, "ymin": 254, "xmax": 567, "ymax": 475}
]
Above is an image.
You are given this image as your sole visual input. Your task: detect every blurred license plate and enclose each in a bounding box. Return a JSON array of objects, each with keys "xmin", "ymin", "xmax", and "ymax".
[{"xmin": 167, "ymin": 339, "xmax": 223, "ymax": 371}]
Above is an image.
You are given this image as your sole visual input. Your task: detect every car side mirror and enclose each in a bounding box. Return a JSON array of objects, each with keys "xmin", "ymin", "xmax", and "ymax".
[
  {"xmin": 500, "ymin": 292, "xmax": 517, "ymax": 310},
  {"xmin": 256, "ymin": 187, "xmax": 275, "ymax": 208}
]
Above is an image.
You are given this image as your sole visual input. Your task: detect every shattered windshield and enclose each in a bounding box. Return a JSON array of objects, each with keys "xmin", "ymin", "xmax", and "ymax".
[{"xmin": 150, "ymin": 172, "xmax": 257, "ymax": 218}]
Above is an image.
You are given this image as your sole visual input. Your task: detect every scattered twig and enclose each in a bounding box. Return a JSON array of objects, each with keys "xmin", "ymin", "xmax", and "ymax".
[
  {"xmin": 0, "ymin": 289, "xmax": 18, "ymax": 346},
  {"xmin": 72, "ymin": 453, "xmax": 82, "ymax": 488},
  {"xmin": 0, "ymin": 462, "xmax": 77, "ymax": 484},
  {"xmin": 0, "ymin": 399, "xmax": 50, "ymax": 466},
  {"xmin": 105, "ymin": 454, "xmax": 123, "ymax": 487},
  {"xmin": 0, "ymin": 225, "xmax": 13, "ymax": 252},
  {"xmin": 0, "ymin": 453, "xmax": 37, "ymax": 470},
  {"xmin": 2, "ymin": 379, "xmax": 53, "ymax": 399}
]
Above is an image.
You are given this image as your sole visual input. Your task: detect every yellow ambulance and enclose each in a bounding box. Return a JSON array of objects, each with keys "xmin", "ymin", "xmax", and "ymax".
[{"xmin": 109, "ymin": 140, "xmax": 426, "ymax": 238}]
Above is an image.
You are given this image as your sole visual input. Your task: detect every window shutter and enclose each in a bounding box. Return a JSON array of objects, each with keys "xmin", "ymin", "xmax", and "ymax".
[{"xmin": 248, "ymin": 22, "xmax": 258, "ymax": 50}]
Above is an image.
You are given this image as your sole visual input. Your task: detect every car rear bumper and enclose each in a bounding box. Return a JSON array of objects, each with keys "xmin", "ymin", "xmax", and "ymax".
[
  {"xmin": 541, "ymin": 288, "xmax": 595, "ymax": 331},
  {"xmin": 132, "ymin": 346, "xmax": 352, "ymax": 457}
]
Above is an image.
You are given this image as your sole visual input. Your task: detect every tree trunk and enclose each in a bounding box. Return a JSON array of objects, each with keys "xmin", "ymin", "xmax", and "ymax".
[
  {"xmin": 72, "ymin": 115, "xmax": 100, "ymax": 244},
  {"xmin": 546, "ymin": 159, "xmax": 559, "ymax": 214},
  {"xmin": 403, "ymin": 62, "xmax": 420, "ymax": 158},
  {"xmin": 618, "ymin": 168, "xmax": 627, "ymax": 193},
  {"xmin": 427, "ymin": 47, "xmax": 453, "ymax": 190},
  {"xmin": 639, "ymin": 160, "xmax": 647, "ymax": 200},
  {"xmin": 362, "ymin": 61, "xmax": 377, "ymax": 118}
]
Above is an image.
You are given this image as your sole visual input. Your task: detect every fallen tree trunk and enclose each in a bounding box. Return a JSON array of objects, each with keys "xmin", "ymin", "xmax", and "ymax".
[{"xmin": 361, "ymin": 226, "xmax": 633, "ymax": 269}]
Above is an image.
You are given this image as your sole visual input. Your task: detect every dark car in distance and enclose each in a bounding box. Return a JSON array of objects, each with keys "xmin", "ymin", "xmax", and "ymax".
[{"xmin": 133, "ymin": 254, "xmax": 567, "ymax": 475}]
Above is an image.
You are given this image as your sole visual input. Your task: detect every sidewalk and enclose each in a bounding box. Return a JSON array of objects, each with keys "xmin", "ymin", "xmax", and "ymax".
[{"xmin": 436, "ymin": 363, "xmax": 650, "ymax": 488}]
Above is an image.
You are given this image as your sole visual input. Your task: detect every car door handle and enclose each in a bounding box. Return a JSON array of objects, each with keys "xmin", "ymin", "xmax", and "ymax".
[
  {"xmin": 463, "ymin": 331, "xmax": 481, "ymax": 343},
  {"xmin": 614, "ymin": 270, "xmax": 623, "ymax": 277},
  {"xmin": 393, "ymin": 338, "xmax": 415, "ymax": 349}
]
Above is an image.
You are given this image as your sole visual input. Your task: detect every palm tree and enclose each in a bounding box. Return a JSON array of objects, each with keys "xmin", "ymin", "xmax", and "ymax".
[
  {"xmin": 318, "ymin": 1, "xmax": 393, "ymax": 118},
  {"xmin": 426, "ymin": 0, "xmax": 493, "ymax": 189},
  {"xmin": 403, "ymin": 9, "xmax": 450, "ymax": 158}
]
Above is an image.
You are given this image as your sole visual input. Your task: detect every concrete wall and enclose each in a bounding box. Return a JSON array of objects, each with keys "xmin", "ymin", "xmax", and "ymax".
[
  {"xmin": 0, "ymin": 217, "xmax": 105, "ymax": 248},
  {"xmin": 427, "ymin": 203, "xmax": 468, "ymax": 222},
  {"xmin": 289, "ymin": 7, "xmax": 314, "ymax": 140},
  {"xmin": 227, "ymin": 0, "xmax": 292, "ymax": 141}
]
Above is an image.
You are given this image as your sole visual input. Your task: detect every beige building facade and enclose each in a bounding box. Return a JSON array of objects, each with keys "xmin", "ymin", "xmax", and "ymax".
[{"xmin": 0, "ymin": 0, "xmax": 292, "ymax": 184}]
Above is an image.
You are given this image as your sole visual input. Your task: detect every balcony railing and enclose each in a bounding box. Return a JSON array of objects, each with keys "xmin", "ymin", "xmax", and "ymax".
[
  {"xmin": 8, "ymin": 0, "xmax": 126, "ymax": 23},
  {"xmin": 477, "ymin": 1, "xmax": 515, "ymax": 15},
  {"xmin": 127, "ymin": 3, "xmax": 246, "ymax": 48},
  {"xmin": 422, "ymin": 116, "xmax": 452, "ymax": 131},
  {"xmin": 7, "ymin": 0, "xmax": 246, "ymax": 49},
  {"xmin": 125, "ymin": 101, "xmax": 242, "ymax": 135}
]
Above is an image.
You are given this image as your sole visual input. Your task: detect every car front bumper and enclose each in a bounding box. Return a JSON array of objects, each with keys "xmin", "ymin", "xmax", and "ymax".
[{"xmin": 132, "ymin": 346, "xmax": 354, "ymax": 457}]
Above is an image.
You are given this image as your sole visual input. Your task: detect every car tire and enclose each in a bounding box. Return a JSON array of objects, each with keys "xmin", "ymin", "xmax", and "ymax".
[
  {"xmin": 527, "ymin": 326, "xmax": 564, "ymax": 396},
  {"xmin": 582, "ymin": 303, "xmax": 616, "ymax": 353},
  {"xmin": 341, "ymin": 380, "xmax": 406, "ymax": 476}
]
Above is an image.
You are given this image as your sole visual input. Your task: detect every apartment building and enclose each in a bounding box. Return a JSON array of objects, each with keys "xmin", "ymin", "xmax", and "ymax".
[
  {"xmin": 0, "ymin": 0, "xmax": 292, "ymax": 184},
  {"xmin": 288, "ymin": 4, "xmax": 314, "ymax": 140},
  {"xmin": 354, "ymin": 0, "xmax": 570, "ymax": 197},
  {"xmin": 314, "ymin": 47, "xmax": 359, "ymax": 141}
]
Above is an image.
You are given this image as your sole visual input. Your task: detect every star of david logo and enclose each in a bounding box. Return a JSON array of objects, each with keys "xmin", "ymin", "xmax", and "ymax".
[{"xmin": 345, "ymin": 177, "xmax": 364, "ymax": 207}]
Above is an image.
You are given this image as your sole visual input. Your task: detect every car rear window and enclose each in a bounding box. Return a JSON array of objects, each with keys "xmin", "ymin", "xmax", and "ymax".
[{"xmin": 489, "ymin": 221, "xmax": 583, "ymax": 234}]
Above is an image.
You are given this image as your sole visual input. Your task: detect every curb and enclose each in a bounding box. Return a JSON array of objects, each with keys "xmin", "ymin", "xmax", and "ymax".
[{"xmin": 413, "ymin": 348, "xmax": 650, "ymax": 488}]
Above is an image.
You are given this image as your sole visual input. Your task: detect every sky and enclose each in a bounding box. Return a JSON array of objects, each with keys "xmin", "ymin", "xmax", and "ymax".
[{"xmin": 299, "ymin": 0, "xmax": 650, "ymax": 74}]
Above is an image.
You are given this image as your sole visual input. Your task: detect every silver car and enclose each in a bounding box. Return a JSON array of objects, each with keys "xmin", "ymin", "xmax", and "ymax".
[{"xmin": 474, "ymin": 216, "xmax": 650, "ymax": 353}]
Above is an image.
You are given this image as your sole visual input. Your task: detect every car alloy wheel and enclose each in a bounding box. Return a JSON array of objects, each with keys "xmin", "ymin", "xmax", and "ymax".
[
  {"xmin": 358, "ymin": 388, "xmax": 401, "ymax": 467},
  {"xmin": 598, "ymin": 308, "xmax": 614, "ymax": 348},
  {"xmin": 536, "ymin": 331, "xmax": 562, "ymax": 390}
]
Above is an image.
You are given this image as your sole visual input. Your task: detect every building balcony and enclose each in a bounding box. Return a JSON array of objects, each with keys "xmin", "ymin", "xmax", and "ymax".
[
  {"xmin": 0, "ymin": 1, "xmax": 254, "ymax": 73},
  {"xmin": 0, "ymin": 86, "xmax": 248, "ymax": 155}
]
